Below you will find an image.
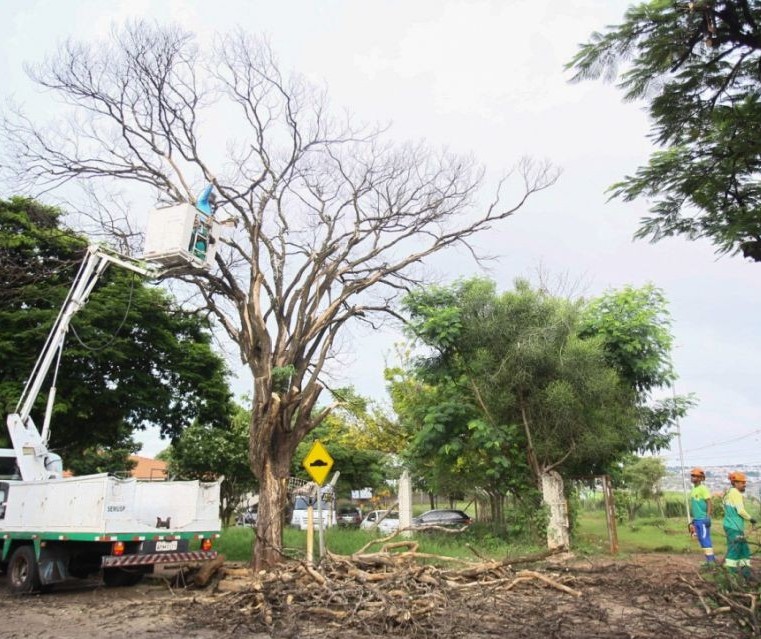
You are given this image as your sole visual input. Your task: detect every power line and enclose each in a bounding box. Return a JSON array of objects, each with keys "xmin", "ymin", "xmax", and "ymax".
[{"xmin": 680, "ymin": 428, "xmax": 761, "ymax": 454}]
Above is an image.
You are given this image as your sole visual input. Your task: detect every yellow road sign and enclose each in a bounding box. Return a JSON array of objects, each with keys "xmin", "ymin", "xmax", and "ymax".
[{"xmin": 302, "ymin": 440, "xmax": 334, "ymax": 486}]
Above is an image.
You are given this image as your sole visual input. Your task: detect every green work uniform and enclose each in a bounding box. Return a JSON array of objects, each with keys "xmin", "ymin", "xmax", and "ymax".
[{"xmin": 724, "ymin": 487, "xmax": 752, "ymax": 572}]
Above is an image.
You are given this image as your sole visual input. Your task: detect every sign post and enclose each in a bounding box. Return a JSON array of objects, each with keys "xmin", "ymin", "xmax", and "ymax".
[{"xmin": 302, "ymin": 441, "xmax": 335, "ymax": 561}]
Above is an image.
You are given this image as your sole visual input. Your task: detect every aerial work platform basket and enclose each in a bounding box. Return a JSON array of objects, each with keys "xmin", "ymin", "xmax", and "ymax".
[{"xmin": 142, "ymin": 203, "xmax": 218, "ymax": 268}]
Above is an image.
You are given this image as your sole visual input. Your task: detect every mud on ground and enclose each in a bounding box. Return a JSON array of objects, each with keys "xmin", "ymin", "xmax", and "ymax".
[{"xmin": 0, "ymin": 554, "xmax": 752, "ymax": 639}]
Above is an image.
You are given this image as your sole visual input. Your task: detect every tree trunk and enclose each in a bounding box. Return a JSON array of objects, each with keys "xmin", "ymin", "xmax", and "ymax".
[
  {"xmin": 252, "ymin": 455, "xmax": 288, "ymax": 571},
  {"xmin": 248, "ymin": 388, "xmax": 299, "ymax": 571},
  {"xmin": 540, "ymin": 470, "xmax": 570, "ymax": 551}
]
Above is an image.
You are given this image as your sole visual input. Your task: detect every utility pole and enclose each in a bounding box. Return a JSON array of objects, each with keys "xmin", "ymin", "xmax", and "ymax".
[{"xmin": 674, "ymin": 384, "xmax": 690, "ymax": 524}]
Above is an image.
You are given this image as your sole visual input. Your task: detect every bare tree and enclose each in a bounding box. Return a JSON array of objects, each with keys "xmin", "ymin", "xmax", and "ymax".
[{"xmin": 1, "ymin": 22, "xmax": 558, "ymax": 569}]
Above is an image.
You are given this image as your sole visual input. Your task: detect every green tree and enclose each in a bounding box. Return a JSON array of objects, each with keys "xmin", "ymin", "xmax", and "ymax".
[
  {"xmin": 0, "ymin": 197, "xmax": 232, "ymax": 474},
  {"xmin": 403, "ymin": 279, "xmax": 645, "ymax": 476},
  {"xmin": 394, "ymin": 278, "xmax": 648, "ymax": 534},
  {"xmin": 617, "ymin": 455, "xmax": 667, "ymax": 521},
  {"xmin": 568, "ymin": 1, "xmax": 761, "ymax": 260},
  {"xmin": 165, "ymin": 402, "xmax": 255, "ymax": 524}
]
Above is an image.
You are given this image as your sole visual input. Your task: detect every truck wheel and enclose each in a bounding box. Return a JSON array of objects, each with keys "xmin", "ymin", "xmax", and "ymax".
[
  {"xmin": 8, "ymin": 546, "xmax": 41, "ymax": 595},
  {"xmin": 103, "ymin": 568, "xmax": 144, "ymax": 587}
]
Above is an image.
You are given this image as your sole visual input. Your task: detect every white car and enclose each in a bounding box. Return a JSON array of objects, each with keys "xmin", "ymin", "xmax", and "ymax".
[
  {"xmin": 360, "ymin": 509, "xmax": 400, "ymax": 534},
  {"xmin": 290, "ymin": 495, "xmax": 336, "ymax": 530}
]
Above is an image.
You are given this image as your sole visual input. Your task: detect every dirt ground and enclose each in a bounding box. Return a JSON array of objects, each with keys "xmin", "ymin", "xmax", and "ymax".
[{"xmin": 0, "ymin": 554, "xmax": 753, "ymax": 639}]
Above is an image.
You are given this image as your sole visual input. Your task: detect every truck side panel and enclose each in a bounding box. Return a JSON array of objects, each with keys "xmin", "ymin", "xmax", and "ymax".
[{"xmin": 0, "ymin": 475, "xmax": 221, "ymax": 535}]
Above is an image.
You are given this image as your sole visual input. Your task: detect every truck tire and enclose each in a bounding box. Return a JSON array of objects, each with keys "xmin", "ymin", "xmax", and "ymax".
[
  {"xmin": 8, "ymin": 546, "xmax": 41, "ymax": 595},
  {"xmin": 103, "ymin": 567, "xmax": 144, "ymax": 587}
]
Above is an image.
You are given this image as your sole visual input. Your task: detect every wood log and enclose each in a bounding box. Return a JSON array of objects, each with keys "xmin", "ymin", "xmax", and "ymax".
[
  {"xmin": 194, "ymin": 553, "xmax": 226, "ymax": 587},
  {"xmin": 216, "ymin": 579, "xmax": 256, "ymax": 593},
  {"xmin": 515, "ymin": 570, "xmax": 581, "ymax": 597}
]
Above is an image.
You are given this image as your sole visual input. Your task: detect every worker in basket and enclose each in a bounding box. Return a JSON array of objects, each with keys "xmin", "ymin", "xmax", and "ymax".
[
  {"xmin": 190, "ymin": 184, "xmax": 216, "ymax": 259},
  {"xmin": 688, "ymin": 467, "xmax": 715, "ymax": 563},
  {"xmin": 723, "ymin": 471, "xmax": 756, "ymax": 577}
]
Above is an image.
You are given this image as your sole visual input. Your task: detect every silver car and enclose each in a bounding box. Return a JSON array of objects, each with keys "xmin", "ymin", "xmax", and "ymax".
[{"xmin": 360, "ymin": 509, "xmax": 400, "ymax": 533}]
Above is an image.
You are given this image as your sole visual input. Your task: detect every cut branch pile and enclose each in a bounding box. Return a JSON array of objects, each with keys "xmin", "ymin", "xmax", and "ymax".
[
  {"xmin": 189, "ymin": 541, "xmax": 580, "ymax": 637},
  {"xmin": 178, "ymin": 550, "xmax": 753, "ymax": 638},
  {"xmin": 680, "ymin": 575, "xmax": 761, "ymax": 636}
]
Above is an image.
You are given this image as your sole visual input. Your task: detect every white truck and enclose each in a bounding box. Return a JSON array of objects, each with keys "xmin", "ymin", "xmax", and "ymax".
[{"xmin": 1, "ymin": 204, "xmax": 223, "ymax": 593}]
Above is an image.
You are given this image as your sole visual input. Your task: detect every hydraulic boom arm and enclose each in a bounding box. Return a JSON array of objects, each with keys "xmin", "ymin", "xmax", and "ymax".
[{"xmin": 7, "ymin": 245, "xmax": 161, "ymax": 481}]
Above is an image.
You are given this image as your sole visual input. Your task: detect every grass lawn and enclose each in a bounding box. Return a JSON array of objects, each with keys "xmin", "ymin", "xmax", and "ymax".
[
  {"xmin": 575, "ymin": 510, "xmax": 730, "ymax": 558},
  {"xmin": 216, "ymin": 523, "xmax": 540, "ymax": 564},
  {"xmin": 218, "ymin": 511, "xmax": 760, "ymax": 564}
]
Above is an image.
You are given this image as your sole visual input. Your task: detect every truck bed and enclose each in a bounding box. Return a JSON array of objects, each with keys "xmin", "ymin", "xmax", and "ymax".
[{"xmin": 0, "ymin": 474, "xmax": 220, "ymax": 535}]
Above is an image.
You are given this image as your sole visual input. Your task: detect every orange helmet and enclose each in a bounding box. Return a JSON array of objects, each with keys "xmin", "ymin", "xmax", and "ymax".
[
  {"xmin": 729, "ymin": 471, "xmax": 747, "ymax": 483},
  {"xmin": 690, "ymin": 467, "xmax": 705, "ymax": 478}
]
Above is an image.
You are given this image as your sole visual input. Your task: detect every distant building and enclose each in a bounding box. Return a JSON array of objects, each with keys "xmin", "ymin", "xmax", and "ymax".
[{"xmin": 129, "ymin": 455, "xmax": 168, "ymax": 480}]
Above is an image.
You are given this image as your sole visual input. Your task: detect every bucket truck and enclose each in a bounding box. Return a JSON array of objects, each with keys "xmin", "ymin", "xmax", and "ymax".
[{"xmin": 1, "ymin": 203, "xmax": 223, "ymax": 593}]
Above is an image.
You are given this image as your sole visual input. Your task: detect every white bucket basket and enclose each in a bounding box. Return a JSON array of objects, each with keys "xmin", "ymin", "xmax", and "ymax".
[{"xmin": 143, "ymin": 203, "xmax": 218, "ymax": 268}]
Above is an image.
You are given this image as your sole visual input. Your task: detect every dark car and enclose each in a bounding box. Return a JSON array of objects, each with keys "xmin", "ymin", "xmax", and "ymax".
[
  {"xmin": 337, "ymin": 506, "xmax": 363, "ymax": 527},
  {"xmin": 235, "ymin": 506, "xmax": 257, "ymax": 526},
  {"xmin": 412, "ymin": 509, "xmax": 472, "ymax": 528}
]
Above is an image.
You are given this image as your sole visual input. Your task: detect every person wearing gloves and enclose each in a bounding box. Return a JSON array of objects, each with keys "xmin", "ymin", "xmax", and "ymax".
[
  {"xmin": 724, "ymin": 471, "xmax": 755, "ymax": 576},
  {"xmin": 689, "ymin": 468, "xmax": 715, "ymax": 563}
]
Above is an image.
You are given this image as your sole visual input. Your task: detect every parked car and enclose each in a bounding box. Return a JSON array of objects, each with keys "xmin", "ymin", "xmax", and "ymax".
[
  {"xmin": 235, "ymin": 506, "xmax": 257, "ymax": 526},
  {"xmin": 337, "ymin": 506, "xmax": 363, "ymax": 527},
  {"xmin": 360, "ymin": 509, "xmax": 400, "ymax": 534},
  {"xmin": 290, "ymin": 495, "xmax": 336, "ymax": 530},
  {"xmin": 412, "ymin": 509, "xmax": 472, "ymax": 528}
]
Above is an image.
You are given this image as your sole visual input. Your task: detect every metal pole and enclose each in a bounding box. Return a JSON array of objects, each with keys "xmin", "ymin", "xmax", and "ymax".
[
  {"xmin": 673, "ymin": 384, "xmax": 690, "ymax": 524},
  {"xmin": 317, "ymin": 493, "xmax": 325, "ymax": 558}
]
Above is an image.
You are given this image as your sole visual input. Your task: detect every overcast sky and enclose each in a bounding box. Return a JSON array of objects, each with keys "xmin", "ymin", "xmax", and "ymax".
[{"xmin": 3, "ymin": 0, "xmax": 761, "ymax": 468}]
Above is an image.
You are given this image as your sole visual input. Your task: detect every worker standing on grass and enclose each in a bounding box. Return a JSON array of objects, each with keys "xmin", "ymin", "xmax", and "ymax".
[
  {"xmin": 689, "ymin": 468, "xmax": 715, "ymax": 563},
  {"xmin": 723, "ymin": 471, "xmax": 756, "ymax": 577}
]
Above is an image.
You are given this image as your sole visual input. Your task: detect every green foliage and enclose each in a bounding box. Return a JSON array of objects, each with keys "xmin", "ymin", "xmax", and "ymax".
[
  {"xmin": 711, "ymin": 494, "xmax": 725, "ymax": 521},
  {"xmin": 614, "ymin": 455, "xmax": 667, "ymax": 521},
  {"xmin": 166, "ymin": 402, "xmax": 255, "ymax": 523},
  {"xmin": 580, "ymin": 285, "xmax": 674, "ymax": 392},
  {"xmin": 580, "ymin": 284, "xmax": 694, "ymax": 452},
  {"xmin": 394, "ymin": 278, "xmax": 653, "ymax": 496},
  {"xmin": 621, "ymin": 456, "xmax": 666, "ymax": 498},
  {"xmin": 271, "ymin": 365, "xmax": 296, "ymax": 393},
  {"xmin": 0, "ymin": 197, "xmax": 232, "ymax": 474},
  {"xmin": 333, "ymin": 384, "xmax": 409, "ymax": 456},
  {"xmin": 291, "ymin": 401, "xmax": 393, "ymax": 498},
  {"xmin": 663, "ymin": 498, "xmax": 686, "ymax": 519},
  {"xmin": 568, "ymin": 1, "xmax": 761, "ymax": 260}
]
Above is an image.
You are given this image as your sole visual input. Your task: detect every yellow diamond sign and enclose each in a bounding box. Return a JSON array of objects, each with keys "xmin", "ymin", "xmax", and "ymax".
[{"xmin": 302, "ymin": 440, "xmax": 334, "ymax": 486}]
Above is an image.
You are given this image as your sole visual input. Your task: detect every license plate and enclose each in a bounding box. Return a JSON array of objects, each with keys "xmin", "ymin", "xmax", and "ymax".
[{"xmin": 155, "ymin": 541, "xmax": 178, "ymax": 552}]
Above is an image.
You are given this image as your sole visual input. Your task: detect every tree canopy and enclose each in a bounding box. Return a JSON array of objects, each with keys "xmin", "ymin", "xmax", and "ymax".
[
  {"xmin": 568, "ymin": 1, "xmax": 761, "ymax": 260},
  {"xmin": 579, "ymin": 284, "xmax": 692, "ymax": 452},
  {"xmin": 391, "ymin": 278, "xmax": 688, "ymax": 522},
  {"xmin": 395, "ymin": 279, "xmax": 646, "ymax": 487},
  {"xmin": 0, "ymin": 197, "xmax": 231, "ymax": 474}
]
